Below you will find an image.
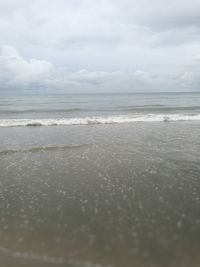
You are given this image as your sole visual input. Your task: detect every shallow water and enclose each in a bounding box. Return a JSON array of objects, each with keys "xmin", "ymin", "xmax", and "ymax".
[{"xmin": 0, "ymin": 122, "xmax": 200, "ymax": 267}]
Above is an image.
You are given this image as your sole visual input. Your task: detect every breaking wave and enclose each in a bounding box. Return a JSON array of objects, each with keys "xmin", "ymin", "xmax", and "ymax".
[{"xmin": 0, "ymin": 114, "xmax": 200, "ymax": 127}]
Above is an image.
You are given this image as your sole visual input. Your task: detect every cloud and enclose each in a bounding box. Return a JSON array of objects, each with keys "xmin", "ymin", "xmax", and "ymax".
[
  {"xmin": 1, "ymin": 0, "xmax": 200, "ymax": 51},
  {"xmin": 0, "ymin": 46, "xmax": 160, "ymax": 92},
  {"xmin": 0, "ymin": 45, "xmax": 200, "ymax": 93},
  {"xmin": 0, "ymin": 46, "xmax": 53, "ymax": 88},
  {"xmin": 0, "ymin": 0, "xmax": 200, "ymax": 77}
]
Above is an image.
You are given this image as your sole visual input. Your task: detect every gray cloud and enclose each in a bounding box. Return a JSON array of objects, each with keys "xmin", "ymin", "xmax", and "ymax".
[
  {"xmin": 59, "ymin": 35, "xmax": 122, "ymax": 50},
  {"xmin": 0, "ymin": 1, "xmax": 200, "ymax": 92},
  {"xmin": 0, "ymin": 45, "xmax": 200, "ymax": 93}
]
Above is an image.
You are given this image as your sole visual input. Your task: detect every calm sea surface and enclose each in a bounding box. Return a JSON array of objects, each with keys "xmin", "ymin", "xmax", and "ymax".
[
  {"xmin": 1, "ymin": 92, "xmax": 200, "ymax": 120},
  {"xmin": 0, "ymin": 93, "xmax": 200, "ymax": 267}
]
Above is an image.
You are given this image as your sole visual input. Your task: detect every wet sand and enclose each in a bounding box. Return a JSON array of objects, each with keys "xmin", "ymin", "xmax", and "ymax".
[{"xmin": 0, "ymin": 122, "xmax": 200, "ymax": 267}]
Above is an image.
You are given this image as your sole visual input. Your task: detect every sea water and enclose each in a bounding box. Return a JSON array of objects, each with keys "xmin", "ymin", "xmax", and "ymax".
[{"xmin": 0, "ymin": 92, "xmax": 200, "ymax": 267}]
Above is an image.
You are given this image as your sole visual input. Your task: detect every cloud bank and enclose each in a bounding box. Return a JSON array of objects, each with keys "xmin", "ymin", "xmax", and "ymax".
[
  {"xmin": 0, "ymin": 46, "xmax": 52, "ymax": 89},
  {"xmin": 0, "ymin": 45, "xmax": 199, "ymax": 93},
  {"xmin": 0, "ymin": 0, "xmax": 200, "ymax": 92}
]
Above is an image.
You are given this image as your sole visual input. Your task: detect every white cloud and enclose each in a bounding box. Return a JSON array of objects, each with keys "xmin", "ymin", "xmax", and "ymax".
[
  {"xmin": 0, "ymin": 45, "xmax": 200, "ymax": 92},
  {"xmin": 0, "ymin": 46, "xmax": 53, "ymax": 88},
  {"xmin": 0, "ymin": 0, "xmax": 199, "ymax": 84}
]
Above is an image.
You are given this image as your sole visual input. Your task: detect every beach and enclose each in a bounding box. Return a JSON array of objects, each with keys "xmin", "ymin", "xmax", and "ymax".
[{"xmin": 0, "ymin": 93, "xmax": 200, "ymax": 267}]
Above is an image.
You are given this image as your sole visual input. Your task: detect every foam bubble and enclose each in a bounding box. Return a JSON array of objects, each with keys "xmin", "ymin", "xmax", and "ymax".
[{"xmin": 0, "ymin": 114, "xmax": 200, "ymax": 127}]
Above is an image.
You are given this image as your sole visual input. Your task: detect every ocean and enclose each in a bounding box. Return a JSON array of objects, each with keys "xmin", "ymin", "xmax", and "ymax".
[
  {"xmin": 0, "ymin": 92, "xmax": 200, "ymax": 267},
  {"xmin": 1, "ymin": 92, "xmax": 200, "ymax": 125}
]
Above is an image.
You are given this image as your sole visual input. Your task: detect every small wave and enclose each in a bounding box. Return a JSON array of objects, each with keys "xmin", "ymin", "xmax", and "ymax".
[
  {"xmin": 0, "ymin": 108, "xmax": 87, "ymax": 114},
  {"xmin": 0, "ymin": 114, "xmax": 200, "ymax": 127},
  {"xmin": 0, "ymin": 246, "xmax": 105, "ymax": 267},
  {"xmin": 2, "ymin": 106, "xmax": 200, "ymax": 114},
  {"xmin": 0, "ymin": 246, "xmax": 65, "ymax": 264},
  {"xmin": 0, "ymin": 144, "xmax": 90, "ymax": 155},
  {"xmin": 117, "ymin": 105, "xmax": 200, "ymax": 112}
]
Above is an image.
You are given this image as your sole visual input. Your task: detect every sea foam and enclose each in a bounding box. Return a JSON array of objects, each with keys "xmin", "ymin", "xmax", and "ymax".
[{"xmin": 0, "ymin": 114, "xmax": 200, "ymax": 127}]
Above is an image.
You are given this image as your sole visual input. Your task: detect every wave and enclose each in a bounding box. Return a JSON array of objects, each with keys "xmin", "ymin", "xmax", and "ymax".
[
  {"xmin": 0, "ymin": 246, "xmax": 103, "ymax": 267},
  {"xmin": 0, "ymin": 114, "xmax": 200, "ymax": 127},
  {"xmin": 2, "ymin": 106, "xmax": 200, "ymax": 114},
  {"xmin": 0, "ymin": 144, "xmax": 90, "ymax": 155},
  {"xmin": 0, "ymin": 108, "xmax": 87, "ymax": 114},
  {"xmin": 122, "ymin": 106, "xmax": 200, "ymax": 112},
  {"xmin": 0, "ymin": 246, "xmax": 65, "ymax": 265}
]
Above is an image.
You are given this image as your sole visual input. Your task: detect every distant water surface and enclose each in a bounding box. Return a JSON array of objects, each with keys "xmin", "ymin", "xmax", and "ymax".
[{"xmin": 0, "ymin": 92, "xmax": 200, "ymax": 121}]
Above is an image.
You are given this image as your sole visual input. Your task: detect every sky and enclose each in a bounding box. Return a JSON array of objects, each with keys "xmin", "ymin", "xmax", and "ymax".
[{"xmin": 0, "ymin": 0, "xmax": 200, "ymax": 93}]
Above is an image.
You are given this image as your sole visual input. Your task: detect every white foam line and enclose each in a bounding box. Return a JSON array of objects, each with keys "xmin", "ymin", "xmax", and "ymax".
[{"xmin": 0, "ymin": 114, "xmax": 200, "ymax": 127}]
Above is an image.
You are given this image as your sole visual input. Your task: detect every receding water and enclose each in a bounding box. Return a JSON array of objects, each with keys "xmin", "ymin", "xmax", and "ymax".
[{"xmin": 0, "ymin": 93, "xmax": 200, "ymax": 267}]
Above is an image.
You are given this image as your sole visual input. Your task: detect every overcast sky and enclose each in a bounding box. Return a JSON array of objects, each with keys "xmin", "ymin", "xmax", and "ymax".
[{"xmin": 0, "ymin": 0, "xmax": 200, "ymax": 93}]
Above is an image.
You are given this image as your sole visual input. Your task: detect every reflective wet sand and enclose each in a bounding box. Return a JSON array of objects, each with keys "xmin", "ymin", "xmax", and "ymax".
[{"xmin": 0, "ymin": 122, "xmax": 200, "ymax": 267}]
